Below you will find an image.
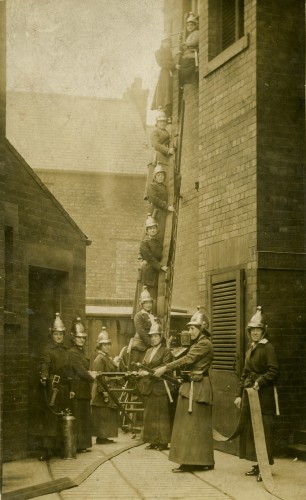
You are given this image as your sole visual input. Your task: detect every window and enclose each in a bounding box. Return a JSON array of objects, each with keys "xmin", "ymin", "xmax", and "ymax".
[{"xmin": 208, "ymin": 0, "xmax": 244, "ymax": 60}]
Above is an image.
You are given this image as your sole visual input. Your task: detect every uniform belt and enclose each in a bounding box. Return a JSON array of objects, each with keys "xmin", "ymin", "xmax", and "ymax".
[{"xmin": 50, "ymin": 375, "xmax": 69, "ymax": 385}]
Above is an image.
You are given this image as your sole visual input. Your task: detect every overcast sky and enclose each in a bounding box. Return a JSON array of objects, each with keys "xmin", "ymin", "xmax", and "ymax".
[{"xmin": 7, "ymin": 0, "xmax": 164, "ymax": 123}]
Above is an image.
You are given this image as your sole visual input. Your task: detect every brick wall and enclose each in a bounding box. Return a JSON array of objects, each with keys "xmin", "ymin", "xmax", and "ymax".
[
  {"xmin": 172, "ymin": 83, "xmax": 201, "ymax": 310},
  {"xmin": 3, "ymin": 142, "xmax": 87, "ymax": 460},
  {"xmin": 256, "ymin": 0, "xmax": 306, "ymax": 430},
  {"xmin": 257, "ymin": 0, "xmax": 305, "ymax": 253},
  {"xmin": 164, "ymin": 0, "xmax": 306, "ymax": 447},
  {"xmin": 37, "ymin": 171, "xmax": 148, "ymax": 303},
  {"xmin": 258, "ymin": 269, "xmax": 306, "ymax": 444},
  {"xmin": 198, "ymin": 0, "xmax": 258, "ymax": 312}
]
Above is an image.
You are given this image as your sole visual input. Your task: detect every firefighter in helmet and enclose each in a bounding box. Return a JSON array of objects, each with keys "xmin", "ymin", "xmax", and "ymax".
[
  {"xmin": 147, "ymin": 163, "xmax": 175, "ymax": 243},
  {"xmin": 38, "ymin": 313, "xmax": 71, "ymax": 461},
  {"xmin": 154, "ymin": 306, "xmax": 214, "ymax": 472},
  {"xmin": 91, "ymin": 327, "xmax": 119, "ymax": 445},
  {"xmin": 176, "ymin": 12, "xmax": 199, "ymax": 84},
  {"xmin": 129, "ymin": 286, "xmax": 156, "ymax": 365},
  {"xmin": 234, "ymin": 306, "xmax": 279, "ymax": 482},
  {"xmin": 68, "ymin": 318, "xmax": 96, "ymax": 453},
  {"xmin": 150, "ymin": 109, "xmax": 175, "ymax": 167},
  {"xmin": 139, "ymin": 215, "xmax": 167, "ymax": 304},
  {"xmin": 138, "ymin": 318, "xmax": 173, "ymax": 451}
]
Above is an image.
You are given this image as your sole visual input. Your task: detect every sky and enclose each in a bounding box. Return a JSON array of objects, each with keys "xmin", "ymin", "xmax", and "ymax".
[{"xmin": 7, "ymin": 0, "xmax": 165, "ymax": 123}]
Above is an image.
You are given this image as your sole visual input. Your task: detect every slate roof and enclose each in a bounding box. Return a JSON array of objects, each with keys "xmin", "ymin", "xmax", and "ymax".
[{"xmin": 6, "ymin": 92, "xmax": 150, "ymax": 175}]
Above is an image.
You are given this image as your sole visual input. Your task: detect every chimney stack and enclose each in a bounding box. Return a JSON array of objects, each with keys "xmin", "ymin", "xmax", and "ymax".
[{"xmin": 123, "ymin": 77, "xmax": 149, "ymax": 129}]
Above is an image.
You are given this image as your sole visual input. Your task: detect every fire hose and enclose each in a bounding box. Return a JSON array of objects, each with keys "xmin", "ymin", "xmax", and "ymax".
[{"xmin": 213, "ymin": 388, "xmax": 274, "ymax": 493}]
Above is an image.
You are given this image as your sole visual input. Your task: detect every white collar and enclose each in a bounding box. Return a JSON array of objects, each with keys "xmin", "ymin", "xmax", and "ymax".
[{"xmin": 251, "ymin": 338, "xmax": 268, "ymax": 348}]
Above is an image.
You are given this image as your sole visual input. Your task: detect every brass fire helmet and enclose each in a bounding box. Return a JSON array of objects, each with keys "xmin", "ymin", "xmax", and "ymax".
[
  {"xmin": 71, "ymin": 317, "xmax": 87, "ymax": 338},
  {"xmin": 186, "ymin": 306, "xmax": 210, "ymax": 335},
  {"xmin": 148, "ymin": 318, "xmax": 163, "ymax": 336},
  {"xmin": 51, "ymin": 312, "xmax": 66, "ymax": 333},
  {"xmin": 247, "ymin": 306, "xmax": 268, "ymax": 336},
  {"xmin": 153, "ymin": 163, "xmax": 166, "ymax": 179},
  {"xmin": 156, "ymin": 109, "xmax": 168, "ymax": 122},
  {"xmin": 186, "ymin": 12, "xmax": 198, "ymax": 25},
  {"xmin": 145, "ymin": 214, "xmax": 158, "ymax": 232},
  {"xmin": 140, "ymin": 285, "xmax": 153, "ymax": 304},
  {"xmin": 97, "ymin": 326, "xmax": 111, "ymax": 345}
]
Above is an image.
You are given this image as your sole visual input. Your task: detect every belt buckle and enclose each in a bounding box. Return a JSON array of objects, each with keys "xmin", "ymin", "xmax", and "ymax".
[{"xmin": 53, "ymin": 375, "xmax": 60, "ymax": 384}]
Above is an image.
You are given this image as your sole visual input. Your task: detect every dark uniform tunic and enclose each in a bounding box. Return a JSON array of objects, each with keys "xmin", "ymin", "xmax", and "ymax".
[
  {"xmin": 139, "ymin": 235, "xmax": 164, "ymax": 303},
  {"xmin": 129, "ymin": 309, "xmax": 154, "ymax": 365},
  {"xmin": 151, "ymin": 46, "xmax": 175, "ymax": 118},
  {"xmin": 237, "ymin": 338, "xmax": 279, "ymax": 464},
  {"xmin": 91, "ymin": 351, "xmax": 119, "ymax": 439},
  {"xmin": 138, "ymin": 345, "xmax": 173, "ymax": 447},
  {"xmin": 147, "ymin": 180, "xmax": 169, "ymax": 243},
  {"xmin": 164, "ymin": 333, "xmax": 214, "ymax": 467},
  {"xmin": 150, "ymin": 126, "xmax": 172, "ymax": 166},
  {"xmin": 68, "ymin": 345, "xmax": 94, "ymax": 450},
  {"xmin": 179, "ymin": 29, "xmax": 199, "ymax": 84},
  {"xmin": 38, "ymin": 340, "xmax": 71, "ymax": 451}
]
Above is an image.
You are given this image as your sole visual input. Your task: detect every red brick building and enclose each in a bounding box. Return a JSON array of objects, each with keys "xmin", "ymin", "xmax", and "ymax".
[
  {"xmin": 6, "ymin": 82, "xmax": 150, "ymax": 359},
  {"xmin": 0, "ymin": 1, "xmax": 89, "ymax": 465},
  {"xmin": 165, "ymin": 0, "xmax": 306, "ymax": 454}
]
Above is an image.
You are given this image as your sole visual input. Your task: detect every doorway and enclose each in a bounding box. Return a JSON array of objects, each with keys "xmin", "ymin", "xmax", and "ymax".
[
  {"xmin": 209, "ymin": 269, "xmax": 245, "ymax": 455},
  {"xmin": 27, "ymin": 266, "xmax": 67, "ymax": 452}
]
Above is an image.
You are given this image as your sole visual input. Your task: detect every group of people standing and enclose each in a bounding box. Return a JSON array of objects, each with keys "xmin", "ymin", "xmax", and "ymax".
[
  {"xmin": 128, "ymin": 300, "xmax": 279, "ymax": 480},
  {"xmin": 37, "ymin": 303, "xmax": 279, "ymax": 484},
  {"xmin": 37, "ymin": 315, "xmax": 119, "ymax": 460}
]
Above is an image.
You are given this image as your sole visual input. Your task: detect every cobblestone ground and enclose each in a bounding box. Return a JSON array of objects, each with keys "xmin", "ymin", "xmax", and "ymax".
[
  {"xmin": 58, "ymin": 446, "xmax": 229, "ymax": 500},
  {"xmin": 47, "ymin": 434, "xmax": 230, "ymax": 500}
]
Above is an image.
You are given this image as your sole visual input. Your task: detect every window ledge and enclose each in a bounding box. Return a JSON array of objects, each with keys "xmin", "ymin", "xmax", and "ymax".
[{"xmin": 204, "ymin": 34, "xmax": 249, "ymax": 77}]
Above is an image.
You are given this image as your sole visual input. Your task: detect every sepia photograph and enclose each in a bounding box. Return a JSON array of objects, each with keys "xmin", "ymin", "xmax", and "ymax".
[{"xmin": 0, "ymin": 1, "xmax": 305, "ymax": 499}]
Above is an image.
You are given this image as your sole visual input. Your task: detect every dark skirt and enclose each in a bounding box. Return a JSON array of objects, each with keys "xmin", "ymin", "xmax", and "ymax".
[
  {"xmin": 71, "ymin": 398, "xmax": 92, "ymax": 450},
  {"xmin": 239, "ymin": 413, "xmax": 275, "ymax": 465},
  {"xmin": 91, "ymin": 406, "xmax": 119, "ymax": 438},
  {"xmin": 169, "ymin": 395, "xmax": 214, "ymax": 466},
  {"xmin": 143, "ymin": 394, "xmax": 172, "ymax": 445}
]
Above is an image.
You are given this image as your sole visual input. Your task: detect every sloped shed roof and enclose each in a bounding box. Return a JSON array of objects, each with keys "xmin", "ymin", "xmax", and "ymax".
[{"xmin": 6, "ymin": 92, "xmax": 150, "ymax": 175}]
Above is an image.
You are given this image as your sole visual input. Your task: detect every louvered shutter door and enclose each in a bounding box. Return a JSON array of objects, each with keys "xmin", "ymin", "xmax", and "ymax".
[
  {"xmin": 212, "ymin": 279, "xmax": 237, "ymax": 370},
  {"xmin": 210, "ymin": 269, "xmax": 245, "ymax": 374}
]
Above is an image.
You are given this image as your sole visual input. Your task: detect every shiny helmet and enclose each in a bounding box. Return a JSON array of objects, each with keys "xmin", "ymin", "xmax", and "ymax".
[
  {"xmin": 51, "ymin": 312, "xmax": 66, "ymax": 332},
  {"xmin": 156, "ymin": 108, "xmax": 168, "ymax": 123},
  {"xmin": 145, "ymin": 214, "xmax": 158, "ymax": 232},
  {"xmin": 186, "ymin": 306, "xmax": 210, "ymax": 336},
  {"xmin": 153, "ymin": 163, "xmax": 166, "ymax": 179},
  {"xmin": 186, "ymin": 12, "xmax": 198, "ymax": 25},
  {"xmin": 247, "ymin": 306, "xmax": 267, "ymax": 334},
  {"xmin": 148, "ymin": 318, "xmax": 163, "ymax": 336},
  {"xmin": 97, "ymin": 326, "xmax": 111, "ymax": 345},
  {"xmin": 71, "ymin": 317, "xmax": 87, "ymax": 338},
  {"xmin": 140, "ymin": 286, "xmax": 153, "ymax": 304}
]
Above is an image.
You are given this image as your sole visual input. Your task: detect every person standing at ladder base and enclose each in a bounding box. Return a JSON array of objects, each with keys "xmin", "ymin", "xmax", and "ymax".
[
  {"xmin": 154, "ymin": 307, "xmax": 214, "ymax": 473},
  {"xmin": 91, "ymin": 327, "xmax": 119, "ymax": 445},
  {"xmin": 138, "ymin": 319, "xmax": 174, "ymax": 451},
  {"xmin": 234, "ymin": 306, "xmax": 279, "ymax": 483},
  {"xmin": 129, "ymin": 286, "xmax": 155, "ymax": 366}
]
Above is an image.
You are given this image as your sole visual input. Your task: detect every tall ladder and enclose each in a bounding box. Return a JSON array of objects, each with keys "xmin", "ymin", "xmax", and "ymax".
[
  {"xmin": 156, "ymin": 95, "xmax": 185, "ymax": 339},
  {"xmin": 132, "ymin": 85, "xmax": 185, "ymax": 340}
]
